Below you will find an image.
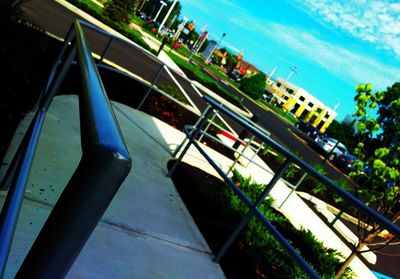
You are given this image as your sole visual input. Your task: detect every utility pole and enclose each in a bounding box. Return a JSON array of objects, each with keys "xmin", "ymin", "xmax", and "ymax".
[
  {"xmin": 286, "ymin": 66, "xmax": 297, "ymax": 81},
  {"xmin": 159, "ymin": 0, "xmax": 178, "ymax": 32},
  {"xmin": 154, "ymin": 1, "xmax": 167, "ymax": 22}
]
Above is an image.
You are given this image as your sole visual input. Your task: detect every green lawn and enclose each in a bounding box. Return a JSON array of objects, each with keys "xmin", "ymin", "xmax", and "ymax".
[{"xmin": 168, "ymin": 52, "xmax": 243, "ymax": 107}]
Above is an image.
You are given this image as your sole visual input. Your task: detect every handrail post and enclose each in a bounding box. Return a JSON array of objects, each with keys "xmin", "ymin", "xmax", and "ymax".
[
  {"xmin": 167, "ymin": 106, "xmax": 213, "ymax": 177},
  {"xmin": 171, "ymin": 104, "xmax": 212, "ymax": 158},
  {"xmin": 98, "ymin": 37, "xmax": 114, "ymax": 64},
  {"xmin": 215, "ymin": 159, "xmax": 291, "ymax": 262},
  {"xmin": 137, "ymin": 63, "xmax": 165, "ymax": 110}
]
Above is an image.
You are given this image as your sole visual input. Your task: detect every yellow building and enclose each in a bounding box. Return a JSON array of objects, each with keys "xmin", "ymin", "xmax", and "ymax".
[{"xmin": 266, "ymin": 79, "xmax": 337, "ymax": 133}]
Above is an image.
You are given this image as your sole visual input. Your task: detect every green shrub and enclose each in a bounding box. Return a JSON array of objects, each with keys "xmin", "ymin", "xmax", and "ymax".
[
  {"xmin": 227, "ymin": 169, "xmax": 352, "ymax": 278},
  {"xmin": 104, "ymin": 0, "xmax": 137, "ymax": 24},
  {"xmin": 240, "ymin": 71, "xmax": 267, "ymax": 100},
  {"xmin": 157, "ymin": 83, "xmax": 188, "ymax": 104}
]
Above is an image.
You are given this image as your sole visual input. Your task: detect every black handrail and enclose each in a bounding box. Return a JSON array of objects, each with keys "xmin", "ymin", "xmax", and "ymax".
[{"xmin": 0, "ymin": 19, "xmax": 131, "ymax": 278}]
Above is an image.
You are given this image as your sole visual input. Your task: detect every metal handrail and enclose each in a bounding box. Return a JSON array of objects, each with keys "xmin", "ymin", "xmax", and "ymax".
[
  {"xmin": 203, "ymin": 96, "xmax": 399, "ymax": 237},
  {"xmin": 0, "ymin": 19, "xmax": 131, "ymax": 278},
  {"xmin": 76, "ymin": 20, "xmax": 244, "ymax": 136},
  {"xmin": 169, "ymin": 95, "xmax": 400, "ymax": 278}
]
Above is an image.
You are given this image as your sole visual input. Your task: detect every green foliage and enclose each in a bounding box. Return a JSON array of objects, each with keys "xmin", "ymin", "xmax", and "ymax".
[
  {"xmin": 157, "ymin": 83, "xmax": 188, "ymax": 104},
  {"xmin": 352, "ymin": 83, "xmax": 400, "ymax": 215},
  {"xmin": 377, "ymin": 82, "xmax": 400, "ymax": 146},
  {"xmin": 227, "ymin": 170, "xmax": 351, "ymax": 278},
  {"xmin": 240, "ymin": 72, "xmax": 267, "ymax": 100},
  {"xmin": 67, "ymin": 0, "xmax": 155, "ymax": 54},
  {"xmin": 104, "ymin": 0, "xmax": 137, "ymax": 24},
  {"xmin": 339, "ymin": 82, "xmax": 400, "ymax": 277},
  {"xmin": 325, "ymin": 120, "xmax": 357, "ymax": 152}
]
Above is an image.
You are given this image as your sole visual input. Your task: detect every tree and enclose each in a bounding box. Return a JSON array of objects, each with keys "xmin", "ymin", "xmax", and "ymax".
[
  {"xmin": 239, "ymin": 72, "xmax": 266, "ymax": 100},
  {"xmin": 335, "ymin": 83, "xmax": 400, "ymax": 278},
  {"xmin": 325, "ymin": 120, "xmax": 357, "ymax": 152},
  {"xmin": 377, "ymin": 82, "xmax": 400, "ymax": 148},
  {"xmin": 104, "ymin": 0, "xmax": 137, "ymax": 24}
]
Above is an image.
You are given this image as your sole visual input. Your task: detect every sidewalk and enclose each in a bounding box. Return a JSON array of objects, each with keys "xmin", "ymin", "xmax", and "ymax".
[{"xmin": 1, "ymin": 95, "xmax": 226, "ymax": 278}]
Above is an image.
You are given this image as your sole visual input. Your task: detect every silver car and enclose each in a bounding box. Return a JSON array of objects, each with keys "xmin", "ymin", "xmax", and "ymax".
[{"xmin": 315, "ymin": 136, "xmax": 349, "ymax": 161}]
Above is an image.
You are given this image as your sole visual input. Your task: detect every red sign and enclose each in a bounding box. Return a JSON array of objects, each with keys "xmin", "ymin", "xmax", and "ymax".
[
  {"xmin": 239, "ymin": 67, "xmax": 246, "ymax": 75},
  {"xmin": 199, "ymin": 31, "xmax": 208, "ymax": 41}
]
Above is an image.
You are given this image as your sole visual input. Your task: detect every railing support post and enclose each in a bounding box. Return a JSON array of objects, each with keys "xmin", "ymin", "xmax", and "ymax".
[
  {"xmin": 167, "ymin": 106, "xmax": 213, "ymax": 177},
  {"xmin": 137, "ymin": 63, "xmax": 165, "ymax": 110},
  {"xmin": 215, "ymin": 159, "xmax": 291, "ymax": 262},
  {"xmin": 98, "ymin": 37, "xmax": 114, "ymax": 64}
]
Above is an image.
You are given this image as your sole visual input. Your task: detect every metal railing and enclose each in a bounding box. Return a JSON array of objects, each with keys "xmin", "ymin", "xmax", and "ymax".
[
  {"xmin": 0, "ymin": 20, "xmax": 132, "ymax": 278},
  {"xmin": 169, "ymin": 95, "xmax": 400, "ymax": 278},
  {"xmin": 74, "ymin": 20, "xmax": 243, "ymax": 137}
]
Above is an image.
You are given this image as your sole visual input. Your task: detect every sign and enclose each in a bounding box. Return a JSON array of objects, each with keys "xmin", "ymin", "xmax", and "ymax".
[{"xmin": 199, "ymin": 31, "xmax": 208, "ymax": 41}]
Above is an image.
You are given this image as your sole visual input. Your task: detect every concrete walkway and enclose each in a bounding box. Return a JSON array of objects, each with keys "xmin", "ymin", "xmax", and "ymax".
[{"xmin": 1, "ymin": 96, "xmax": 227, "ymax": 278}]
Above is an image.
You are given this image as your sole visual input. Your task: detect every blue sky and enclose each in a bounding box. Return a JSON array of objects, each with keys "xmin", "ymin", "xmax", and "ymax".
[{"xmin": 179, "ymin": 0, "xmax": 400, "ymax": 120}]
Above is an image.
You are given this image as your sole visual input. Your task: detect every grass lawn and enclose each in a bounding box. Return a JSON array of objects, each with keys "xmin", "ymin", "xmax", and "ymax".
[{"xmin": 168, "ymin": 52, "xmax": 243, "ymax": 107}]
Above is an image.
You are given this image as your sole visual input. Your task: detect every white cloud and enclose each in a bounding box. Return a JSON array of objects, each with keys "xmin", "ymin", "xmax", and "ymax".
[
  {"xmin": 289, "ymin": 0, "xmax": 400, "ymax": 57},
  {"xmin": 261, "ymin": 24, "xmax": 400, "ymax": 89}
]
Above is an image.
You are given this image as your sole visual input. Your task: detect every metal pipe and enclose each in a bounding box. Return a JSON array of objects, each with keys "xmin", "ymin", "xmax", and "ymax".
[
  {"xmin": 137, "ymin": 63, "xmax": 165, "ymax": 110},
  {"xmin": 0, "ymin": 112, "xmax": 46, "ymax": 278},
  {"xmin": 167, "ymin": 106, "xmax": 213, "ymax": 177},
  {"xmin": 198, "ymin": 110, "xmax": 216, "ymax": 142},
  {"xmin": 0, "ymin": 35, "xmax": 79, "ymax": 277},
  {"xmin": 171, "ymin": 105, "xmax": 212, "ymax": 158},
  {"xmin": 16, "ymin": 20, "xmax": 132, "ymax": 278},
  {"xmin": 215, "ymin": 159, "xmax": 291, "ymax": 262},
  {"xmin": 98, "ymin": 37, "xmax": 114, "ymax": 64}
]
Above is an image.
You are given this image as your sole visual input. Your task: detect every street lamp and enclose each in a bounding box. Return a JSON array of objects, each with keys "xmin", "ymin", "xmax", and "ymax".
[
  {"xmin": 286, "ymin": 66, "xmax": 297, "ymax": 81},
  {"xmin": 159, "ymin": 0, "xmax": 178, "ymax": 32},
  {"xmin": 206, "ymin": 32, "xmax": 226, "ymax": 63},
  {"xmin": 154, "ymin": 1, "xmax": 167, "ymax": 22}
]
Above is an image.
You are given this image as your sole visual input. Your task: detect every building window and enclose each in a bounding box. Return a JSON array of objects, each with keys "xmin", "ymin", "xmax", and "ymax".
[
  {"xmin": 308, "ymin": 102, "xmax": 314, "ymax": 108},
  {"xmin": 284, "ymin": 96, "xmax": 289, "ymax": 100},
  {"xmin": 288, "ymin": 89, "xmax": 294, "ymax": 94},
  {"xmin": 299, "ymin": 96, "xmax": 305, "ymax": 101},
  {"xmin": 277, "ymin": 82, "xmax": 281, "ymax": 87},
  {"xmin": 316, "ymin": 108, "xmax": 323, "ymax": 113},
  {"xmin": 325, "ymin": 113, "xmax": 330, "ymax": 119}
]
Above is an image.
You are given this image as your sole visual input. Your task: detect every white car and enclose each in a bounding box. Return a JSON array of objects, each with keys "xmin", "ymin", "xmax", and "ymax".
[{"xmin": 315, "ymin": 136, "xmax": 349, "ymax": 161}]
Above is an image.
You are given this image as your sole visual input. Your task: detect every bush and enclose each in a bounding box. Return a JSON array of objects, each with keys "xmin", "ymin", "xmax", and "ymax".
[
  {"xmin": 228, "ymin": 170, "xmax": 352, "ymax": 278},
  {"xmin": 240, "ymin": 71, "xmax": 267, "ymax": 100},
  {"xmin": 104, "ymin": 0, "xmax": 137, "ymax": 24}
]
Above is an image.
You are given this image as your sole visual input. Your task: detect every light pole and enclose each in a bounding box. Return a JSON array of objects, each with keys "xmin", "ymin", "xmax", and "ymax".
[
  {"xmin": 154, "ymin": 1, "xmax": 167, "ymax": 22},
  {"xmin": 159, "ymin": 0, "xmax": 178, "ymax": 32},
  {"xmin": 138, "ymin": 0, "xmax": 148, "ymax": 13},
  {"xmin": 286, "ymin": 66, "xmax": 297, "ymax": 81},
  {"xmin": 206, "ymin": 32, "xmax": 226, "ymax": 63}
]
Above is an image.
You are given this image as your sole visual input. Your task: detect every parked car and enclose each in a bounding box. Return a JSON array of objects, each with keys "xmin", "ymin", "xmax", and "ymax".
[
  {"xmin": 295, "ymin": 121, "xmax": 320, "ymax": 140},
  {"xmin": 314, "ymin": 136, "xmax": 349, "ymax": 161},
  {"xmin": 227, "ymin": 71, "xmax": 241, "ymax": 82},
  {"xmin": 333, "ymin": 152, "xmax": 357, "ymax": 174}
]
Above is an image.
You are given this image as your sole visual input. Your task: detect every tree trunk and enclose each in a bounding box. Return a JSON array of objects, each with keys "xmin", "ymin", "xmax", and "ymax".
[{"xmin": 335, "ymin": 242, "xmax": 366, "ymax": 278}]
